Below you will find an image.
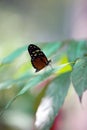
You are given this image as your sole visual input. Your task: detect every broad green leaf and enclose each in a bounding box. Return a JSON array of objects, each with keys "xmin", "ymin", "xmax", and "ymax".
[
  {"xmin": 17, "ymin": 63, "xmax": 71, "ymax": 96},
  {"xmin": 1, "ymin": 45, "xmax": 27, "ymax": 65},
  {"xmin": 71, "ymin": 57, "xmax": 87, "ymax": 96},
  {"xmin": 1, "ymin": 65, "xmax": 71, "ymax": 121},
  {"xmin": 67, "ymin": 40, "xmax": 87, "ymax": 62},
  {"xmin": 0, "ymin": 72, "xmax": 33, "ymax": 90},
  {"xmin": 42, "ymin": 42, "xmax": 63, "ymax": 57},
  {"xmin": 0, "ymin": 63, "xmax": 71, "ymax": 91},
  {"xmin": 17, "ymin": 70, "xmax": 54, "ymax": 96},
  {"xmin": 36, "ymin": 72, "xmax": 71, "ymax": 130}
]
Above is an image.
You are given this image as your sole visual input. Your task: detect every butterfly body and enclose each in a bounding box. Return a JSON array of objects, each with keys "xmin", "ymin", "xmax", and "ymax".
[{"xmin": 28, "ymin": 44, "xmax": 51, "ymax": 72}]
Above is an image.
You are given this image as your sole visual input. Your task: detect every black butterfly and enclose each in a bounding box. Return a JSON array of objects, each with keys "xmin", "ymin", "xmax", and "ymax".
[{"xmin": 28, "ymin": 44, "xmax": 51, "ymax": 72}]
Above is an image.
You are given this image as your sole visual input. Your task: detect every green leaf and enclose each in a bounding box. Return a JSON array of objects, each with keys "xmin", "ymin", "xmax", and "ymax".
[
  {"xmin": 67, "ymin": 40, "xmax": 87, "ymax": 62},
  {"xmin": 17, "ymin": 63, "xmax": 71, "ymax": 96},
  {"xmin": 17, "ymin": 70, "xmax": 54, "ymax": 96},
  {"xmin": 71, "ymin": 57, "xmax": 87, "ymax": 96},
  {"xmin": 0, "ymin": 72, "xmax": 33, "ymax": 90},
  {"xmin": 42, "ymin": 42, "xmax": 63, "ymax": 57},
  {"xmin": 1, "ymin": 45, "xmax": 27, "ymax": 65},
  {"xmin": 36, "ymin": 72, "xmax": 71, "ymax": 130},
  {"xmin": 0, "ymin": 63, "xmax": 70, "ymax": 91},
  {"xmin": 0, "ymin": 63, "xmax": 70, "ymax": 113}
]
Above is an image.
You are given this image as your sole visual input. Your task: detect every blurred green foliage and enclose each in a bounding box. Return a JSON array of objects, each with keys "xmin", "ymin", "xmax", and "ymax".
[{"xmin": 0, "ymin": 41, "xmax": 87, "ymax": 130}]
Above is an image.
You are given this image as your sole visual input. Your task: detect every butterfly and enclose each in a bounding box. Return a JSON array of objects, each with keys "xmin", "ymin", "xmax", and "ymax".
[{"xmin": 28, "ymin": 44, "xmax": 51, "ymax": 72}]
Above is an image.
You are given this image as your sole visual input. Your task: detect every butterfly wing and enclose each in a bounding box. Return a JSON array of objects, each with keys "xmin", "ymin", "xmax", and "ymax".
[
  {"xmin": 31, "ymin": 51, "xmax": 51, "ymax": 72},
  {"xmin": 28, "ymin": 44, "xmax": 51, "ymax": 72}
]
